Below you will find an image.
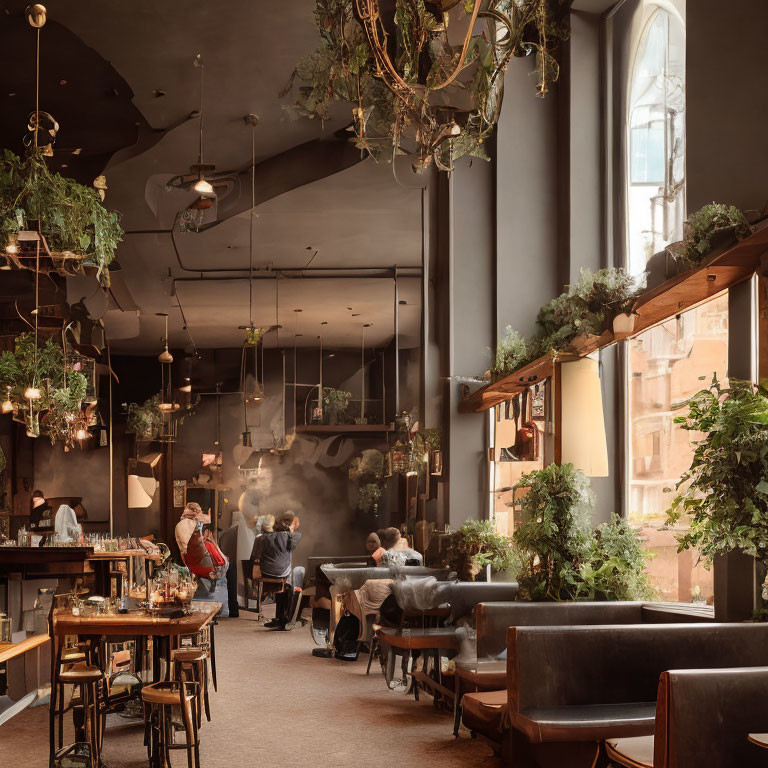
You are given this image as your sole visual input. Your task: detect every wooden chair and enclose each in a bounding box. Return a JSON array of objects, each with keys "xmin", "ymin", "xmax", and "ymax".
[{"xmin": 241, "ymin": 558, "xmax": 287, "ymax": 620}]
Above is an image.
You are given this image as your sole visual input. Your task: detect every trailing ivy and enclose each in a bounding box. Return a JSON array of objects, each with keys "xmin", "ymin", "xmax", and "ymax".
[
  {"xmin": 0, "ymin": 149, "xmax": 122, "ymax": 283},
  {"xmin": 490, "ymin": 267, "xmax": 644, "ymax": 381},
  {"xmin": 667, "ymin": 202, "xmax": 752, "ymax": 269}
]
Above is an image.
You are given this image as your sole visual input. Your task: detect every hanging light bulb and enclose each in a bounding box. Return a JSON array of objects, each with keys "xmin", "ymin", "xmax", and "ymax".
[
  {"xmin": 76, "ymin": 427, "xmax": 89, "ymax": 441},
  {"xmin": 193, "ymin": 178, "xmax": 214, "ymax": 196},
  {"xmin": 179, "ymin": 377, "xmax": 192, "ymax": 393},
  {"xmin": 2, "ymin": 387, "xmax": 13, "ymax": 413},
  {"xmin": 24, "ymin": 386, "xmax": 41, "ymax": 400},
  {"xmin": 6, "ymin": 236, "xmax": 18, "ymax": 255}
]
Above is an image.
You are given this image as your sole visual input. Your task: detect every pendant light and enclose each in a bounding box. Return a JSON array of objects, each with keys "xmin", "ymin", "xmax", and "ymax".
[
  {"xmin": 2, "ymin": 387, "xmax": 13, "ymax": 413},
  {"xmin": 157, "ymin": 313, "xmax": 178, "ymax": 413},
  {"xmin": 191, "ymin": 54, "xmax": 215, "ymax": 197}
]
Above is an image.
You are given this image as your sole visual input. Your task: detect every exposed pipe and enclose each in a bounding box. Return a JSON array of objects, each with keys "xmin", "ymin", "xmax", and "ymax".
[{"xmin": 394, "ymin": 265, "xmax": 400, "ymax": 414}]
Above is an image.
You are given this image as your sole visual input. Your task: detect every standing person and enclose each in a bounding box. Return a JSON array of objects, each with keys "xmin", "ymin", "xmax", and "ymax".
[
  {"xmin": 29, "ymin": 490, "xmax": 54, "ymax": 540},
  {"xmin": 175, "ymin": 502, "xmax": 217, "ymax": 586},
  {"xmin": 251, "ymin": 510, "xmax": 303, "ymax": 630}
]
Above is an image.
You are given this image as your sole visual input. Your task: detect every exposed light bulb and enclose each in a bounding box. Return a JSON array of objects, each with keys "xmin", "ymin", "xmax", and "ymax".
[
  {"xmin": 193, "ymin": 178, "xmax": 214, "ymax": 196},
  {"xmin": 6, "ymin": 242, "xmax": 18, "ymax": 255},
  {"xmin": 1, "ymin": 398, "xmax": 13, "ymax": 414},
  {"xmin": 24, "ymin": 386, "xmax": 41, "ymax": 400},
  {"xmin": 76, "ymin": 428, "xmax": 89, "ymax": 441}
]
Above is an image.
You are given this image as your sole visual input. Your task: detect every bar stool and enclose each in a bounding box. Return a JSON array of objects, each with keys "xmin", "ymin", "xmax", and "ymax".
[
  {"xmin": 141, "ymin": 681, "xmax": 200, "ymax": 768},
  {"xmin": 51, "ymin": 663, "xmax": 105, "ymax": 768},
  {"xmin": 170, "ymin": 647, "xmax": 210, "ymax": 725}
]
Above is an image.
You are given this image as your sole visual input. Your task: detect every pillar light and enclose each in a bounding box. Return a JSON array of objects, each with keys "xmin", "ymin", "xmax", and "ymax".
[{"xmin": 559, "ymin": 356, "xmax": 609, "ymax": 477}]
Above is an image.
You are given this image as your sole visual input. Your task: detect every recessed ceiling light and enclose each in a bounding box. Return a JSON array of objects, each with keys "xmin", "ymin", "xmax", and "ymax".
[
  {"xmin": 72, "ymin": 148, "xmax": 82, "ymax": 155},
  {"xmin": 327, "ymin": 353, "xmax": 335, "ymax": 358},
  {"xmin": 8, "ymin": 93, "xmax": 16, "ymax": 97},
  {"xmin": 60, "ymin": 163, "xmax": 68, "ymax": 168},
  {"xmin": 153, "ymin": 89, "xmax": 167, "ymax": 98},
  {"xmin": 59, "ymin": 79, "xmax": 67, "ymax": 86},
  {"xmin": 352, "ymin": 313, "xmax": 360, "ymax": 317}
]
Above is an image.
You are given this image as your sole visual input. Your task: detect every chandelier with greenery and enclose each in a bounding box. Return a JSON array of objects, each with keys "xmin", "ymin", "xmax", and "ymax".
[{"xmin": 284, "ymin": 0, "xmax": 572, "ymax": 171}]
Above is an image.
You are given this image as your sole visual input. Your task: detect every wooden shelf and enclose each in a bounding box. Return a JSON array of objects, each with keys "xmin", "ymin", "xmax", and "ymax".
[
  {"xmin": 459, "ymin": 221, "xmax": 768, "ymax": 414},
  {"xmin": 0, "ymin": 634, "xmax": 49, "ymax": 665},
  {"xmin": 295, "ymin": 423, "xmax": 395, "ymax": 435}
]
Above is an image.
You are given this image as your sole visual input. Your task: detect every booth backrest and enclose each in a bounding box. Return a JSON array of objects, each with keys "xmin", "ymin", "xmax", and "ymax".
[
  {"xmin": 508, "ymin": 623, "xmax": 768, "ymax": 715},
  {"xmin": 439, "ymin": 582, "xmax": 520, "ymax": 623},
  {"xmin": 655, "ymin": 666, "xmax": 768, "ymax": 768},
  {"xmin": 476, "ymin": 601, "xmax": 645, "ymax": 659}
]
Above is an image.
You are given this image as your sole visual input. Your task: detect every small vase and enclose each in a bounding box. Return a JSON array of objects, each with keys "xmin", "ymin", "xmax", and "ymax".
[{"xmin": 612, "ymin": 312, "xmax": 636, "ymax": 335}]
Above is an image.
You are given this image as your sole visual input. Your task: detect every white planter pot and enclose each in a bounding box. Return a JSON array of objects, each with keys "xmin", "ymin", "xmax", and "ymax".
[{"xmin": 613, "ymin": 312, "xmax": 636, "ymax": 335}]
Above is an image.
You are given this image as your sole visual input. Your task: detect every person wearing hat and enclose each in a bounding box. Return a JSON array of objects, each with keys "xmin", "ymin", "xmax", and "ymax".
[
  {"xmin": 251, "ymin": 510, "xmax": 303, "ymax": 629},
  {"xmin": 175, "ymin": 502, "xmax": 216, "ymax": 579}
]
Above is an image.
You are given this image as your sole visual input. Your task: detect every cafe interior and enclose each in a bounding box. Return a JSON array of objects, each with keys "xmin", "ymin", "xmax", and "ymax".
[{"xmin": 1, "ymin": 1, "xmax": 767, "ymax": 766}]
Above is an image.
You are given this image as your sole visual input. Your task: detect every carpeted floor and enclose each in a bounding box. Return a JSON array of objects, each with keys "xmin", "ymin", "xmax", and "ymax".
[{"xmin": 1, "ymin": 611, "xmax": 501, "ymax": 767}]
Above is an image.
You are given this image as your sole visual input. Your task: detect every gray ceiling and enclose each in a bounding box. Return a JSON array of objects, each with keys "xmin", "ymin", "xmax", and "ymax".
[{"xmin": 5, "ymin": 1, "xmax": 424, "ymax": 352}]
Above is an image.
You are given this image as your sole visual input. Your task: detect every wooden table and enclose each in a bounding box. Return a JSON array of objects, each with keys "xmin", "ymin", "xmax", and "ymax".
[
  {"xmin": 54, "ymin": 600, "xmax": 221, "ymax": 640},
  {"xmin": 0, "ymin": 634, "xmax": 50, "ymax": 727},
  {"xmin": 50, "ymin": 601, "xmax": 221, "ymax": 764},
  {"xmin": 377, "ymin": 627, "xmax": 461, "ymax": 701}
]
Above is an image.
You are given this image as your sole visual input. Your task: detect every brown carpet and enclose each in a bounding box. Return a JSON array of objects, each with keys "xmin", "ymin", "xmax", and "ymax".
[{"xmin": 0, "ymin": 612, "xmax": 501, "ymax": 767}]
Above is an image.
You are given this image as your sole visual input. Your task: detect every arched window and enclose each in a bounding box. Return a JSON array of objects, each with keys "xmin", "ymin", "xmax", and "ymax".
[{"xmin": 626, "ymin": 7, "xmax": 685, "ymax": 276}]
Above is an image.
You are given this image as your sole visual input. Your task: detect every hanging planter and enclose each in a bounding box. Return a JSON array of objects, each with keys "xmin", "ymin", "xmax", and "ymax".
[{"xmin": 0, "ymin": 150, "xmax": 123, "ymax": 285}]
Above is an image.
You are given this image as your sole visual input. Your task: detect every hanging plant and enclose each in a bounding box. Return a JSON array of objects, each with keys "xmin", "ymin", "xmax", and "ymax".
[
  {"xmin": 125, "ymin": 395, "xmax": 164, "ymax": 441},
  {"xmin": 666, "ymin": 202, "xmax": 752, "ymax": 269},
  {"xmin": 0, "ymin": 149, "xmax": 123, "ymax": 284},
  {"xmin": 283, "ymin": 0, "xmax": 572, "ymax": 171},
  {"xmin": 0, "ymin": 333, "xmax": 90, "ymax": 446}
]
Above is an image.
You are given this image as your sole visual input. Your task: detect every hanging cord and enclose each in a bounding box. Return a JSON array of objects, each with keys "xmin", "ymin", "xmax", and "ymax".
[
  {"xmin": 197, "ymin": 54, "xmax": 205, "ymax": 166},
  {"xmin": 249, "ymin": 121, "xmax": 256, "ymax": 328}
]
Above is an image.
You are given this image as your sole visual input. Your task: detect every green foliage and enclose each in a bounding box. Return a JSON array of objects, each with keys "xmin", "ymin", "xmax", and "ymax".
[
  {"xmin": 667, "ymin": 377, "xmax": 768, "ymax": 564},
  {"xmin": 0, "ymin": 149, "xmax": 122, "ymax": 282},
  {"xmin": 422, "ymin": 427, "xmax": 442, "ymax": 452},
  {"xmin": 322, "ymin": 387, "xmax": 352, "ymax": 424},
  {"xmin": 284, "ymin": 0, "xmax": 571, "ymax": 169},
  {"xmin": 668, "ymin": 203, "xmax": 752, "ymax": 268},
  {"xmin": 0, "ymin": 333, "xmax": 90, "ymax": 446},
  {"xmin": 445, "ymin": 519, "xmax": 519, "ymax": 581},
  {"xmin": 491, "ymin": 268, "xmax": 644, "ymax": 381},
  {"xmin": 126, "ymin": 395, "xmax": 164, "ymax": 440},
  {"xmin": 358, "ymin": 482, "xmax": 383, "ymax": 515},
  {"xmin": 514, "ymin": 464, "xmax": 656, "ymax": 601}
]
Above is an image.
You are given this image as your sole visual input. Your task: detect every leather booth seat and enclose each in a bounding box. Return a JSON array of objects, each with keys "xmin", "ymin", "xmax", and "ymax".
[
  {"xmin": 509, "ymin": 623, "xmax": 768, "ymax": 753},
  {"xmin": 461, "ymin": 690, "xmax": 509, "ymax": 744},
  {"xmin": 608, "ymin": 666, "xmax": 768, "ymax": 768}
]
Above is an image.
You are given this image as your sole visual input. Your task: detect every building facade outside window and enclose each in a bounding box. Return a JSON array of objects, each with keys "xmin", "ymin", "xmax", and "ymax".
[
  {"xmin": 626, "ymin": 293, "xmax": 728, "ymax": 603},
  {"xmin": 626, "ymin": 4, "xmax": 686, "ymax": 277}
]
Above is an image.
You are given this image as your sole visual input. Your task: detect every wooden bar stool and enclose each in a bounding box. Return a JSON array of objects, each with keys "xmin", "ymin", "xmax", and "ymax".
[
  {"xmin": 141, "ymin": 681, "xmax": 200, "ymax": 768},
  {"xmin": 51, "ymin": 663, "xmax": 105, "ymax": 768},
  {"xmin": 171, "ymin": 647, "xmax": 210, "ymax": 725}
]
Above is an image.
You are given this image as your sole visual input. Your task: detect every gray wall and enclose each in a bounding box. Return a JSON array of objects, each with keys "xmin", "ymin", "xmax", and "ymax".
[{"xmin": 687, "ymin": 0, "xmax": 768, "ymax": 213}]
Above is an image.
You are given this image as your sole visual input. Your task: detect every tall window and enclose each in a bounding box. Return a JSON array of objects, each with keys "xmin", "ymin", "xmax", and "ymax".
[
  {"xmin": 627, "ymin": 294, "xmax": 729, "ymax": 603},
  {"xmin": 627, "ymin": 7, "xmax": 686, "ymax": 276}
]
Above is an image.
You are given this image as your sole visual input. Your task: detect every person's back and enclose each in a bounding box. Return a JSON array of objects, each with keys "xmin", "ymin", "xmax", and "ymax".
[{"xmin": 253, "ymin": 528, "xmax": 301, "ymax": 578}]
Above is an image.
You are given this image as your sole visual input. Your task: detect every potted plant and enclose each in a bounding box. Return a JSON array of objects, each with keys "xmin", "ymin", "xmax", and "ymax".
[
  {"xmin": 358, "ymin": 482, "xmax": 383, "ymax": 516},
  {"xmin": 666, "ymin": 378, "xmax": 768, "ymax": 572},
  {"xmin": 125, "ymin": 395, "xmax": 164, "ymax": 441},
  {"xmin": 513, "ymin": 463, "xmax": 656, "ymax": 600},
  {"xmin": 322, "ymin": 387, "xmax": 352, "ymax": 425},
  {"xmin": 666, "ymin": 203, "xmax": 752, "ymax": 269},
  {"xmin": 444, "ymin": 519, "xmax": 518, "ymax": 582}
]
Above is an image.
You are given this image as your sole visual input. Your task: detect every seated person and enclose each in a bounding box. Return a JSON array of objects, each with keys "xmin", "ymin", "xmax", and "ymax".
[
  {"xmin": 378, "ymin": 527, "xmax": 423, "ymax": 567},
  {"xmin": 366, "ymin": 532, "xmax": 386, "ymax": 565},
  {"xmin": 251, "ymin": 510, "xmax": 302, "ymax": 630}
]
